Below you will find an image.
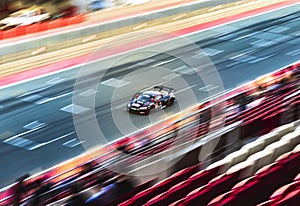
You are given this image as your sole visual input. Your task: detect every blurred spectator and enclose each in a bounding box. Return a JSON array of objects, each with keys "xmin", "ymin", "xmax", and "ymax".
[
  {"xmin": 115, "ymin": 174, "xmax": 137, "ymax": 196},
  {"xmin": 237, "ymin": 92, "xmax": 248, "ymax": 112},
  {"xmin": 117, "ymin": 144, "xmax": 131, "ymax": 155},
  {"xmin": 86, "ymin": 182, "xmax": 118, "ymax": 205},
  {"xmin": 65, "ymin": 183, "xmax": 86, "ymax": 206},
  {"xmin": 10, "ymin": 174, "xmax": 30, "ymax": 206},
  {"xmin": 29, "ymin": 179, "xmax": 52, "ymax": 206},
  {"xmin": 80, "ymin": 162, "xmax": 95, "ymax": 176}
]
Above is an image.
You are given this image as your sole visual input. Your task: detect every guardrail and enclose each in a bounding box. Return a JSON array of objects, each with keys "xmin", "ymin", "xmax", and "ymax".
[{"xmin": 0, "ymin": 60, "xmax": 298, "ymax": 205}]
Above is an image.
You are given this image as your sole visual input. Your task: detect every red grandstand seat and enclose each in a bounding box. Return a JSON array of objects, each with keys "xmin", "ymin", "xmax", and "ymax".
[
  {"xmin": 169, "ymin": 198, "xmax": 185, "ymax": 206},
  {"xmin": 275, "ymin": 151, "xmax": 292, "ymax": 163},
  {"xmin": 207, "ymin": 191, "xmax": 232, "ymax": 206},
  {"xmin": 120, "ymin": 164, "xmax": 199, "ymax": 205},
  {"xmin": 256, "ymin": 199, "xmax": 277, "ymax": 206},
  {"xmin": 146, "ymin": 167, "xmax": 231, "ymax": 206},
  {"xmin": 158, "ymin": 168, "xmax": 220, "ymax": 205},
  {"xmin": 240, "ymin": 114, "xmax": 265, "ymax": 138},
  {"xmin": 187, "ymin": 167, "xmax": 218, "ymax": 188},
  {"xmin": 108, "ymin": 178, "xmax": 156, "ymax": 206},
  {"xmin": 144, "ymin": 192, "xmax": 165, "ymax": 206},
  {"xmin": 225, "ymin": 152, "xmax": 299, "ymax": 206},
  {"xmin": 269, "ymin": 181, "xmax": 300, "ymax": 203},
  {"xmin": 145, "ymin": 181, "xmax": 190, "ymax": 205},
  {"xmin": 261, "ymin": 110, "xmax": 284, "ymax": 134},
  {"xmin": 231, "ymin": 176, "xmax": 255, "ymax": 190},
  {"xmin": 277, "ymin": 151, "xmax": 300, "ymax": 173},
  {"xmin": 178, "ymin": 170, "xmax": 242, "ymax": 206},
  {"xmin": 273, "ymin": 188, "xmax": 300, "ymax": 206},
  {"xmin": 288, "ymin": 101, "xmax": 299, "ymax": 122},
  {"xmin": 294, "ymin": 173, "xmax": 300, "ymax": 181},
  {"xmin": 255, "ymin": 163, "xmax": 276, "ymax": 175},
  {"xmin": 220, "ymin": 179, "xmax": 262, "ymax": 206}
]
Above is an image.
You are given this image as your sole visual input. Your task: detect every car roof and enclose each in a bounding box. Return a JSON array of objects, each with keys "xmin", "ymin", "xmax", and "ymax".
[{"xmin": 142, "ymin": 91, "xmax": 161, "ymax": 96}]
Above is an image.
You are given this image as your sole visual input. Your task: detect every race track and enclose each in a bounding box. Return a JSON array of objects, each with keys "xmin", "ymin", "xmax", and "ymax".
[{"xmin": 0, "ymin": 4, "xmax": 300, "ymax": 187}]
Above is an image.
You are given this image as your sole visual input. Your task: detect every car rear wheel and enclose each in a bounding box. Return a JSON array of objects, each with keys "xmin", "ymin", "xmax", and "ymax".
[
  {"xmin": 167, "ymin": 98, "xmax": 175, "ymax": 106},
  {"xmin": 146, "ymin": 107, "xmax": 154, "ymax": 115}
]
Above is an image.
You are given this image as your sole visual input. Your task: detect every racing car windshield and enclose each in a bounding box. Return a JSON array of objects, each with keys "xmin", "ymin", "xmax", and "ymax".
[{"xmin": 137, "ymin": 94, "xmax": 151, "ymax": 102}]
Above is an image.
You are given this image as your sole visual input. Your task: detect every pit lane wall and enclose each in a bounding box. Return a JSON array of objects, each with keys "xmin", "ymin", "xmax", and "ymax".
[{"xmin": 0, "ymin": 60, "xmax": 299, "ymax": 204}]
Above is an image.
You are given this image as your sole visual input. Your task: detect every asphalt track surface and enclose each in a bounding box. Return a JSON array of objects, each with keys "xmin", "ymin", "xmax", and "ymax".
[{"xmin": 1, "ymin": 5, "xmax": 300, "ymax": 187}]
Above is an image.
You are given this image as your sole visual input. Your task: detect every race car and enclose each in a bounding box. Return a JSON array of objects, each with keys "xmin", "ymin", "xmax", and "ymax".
[
  {"xmin": 0, "ymin": 6, "xmax": 51, "ymax": 30},
  {"xmin": 127, "ymin": 85, "xmax": 176, "ymax": 115}
]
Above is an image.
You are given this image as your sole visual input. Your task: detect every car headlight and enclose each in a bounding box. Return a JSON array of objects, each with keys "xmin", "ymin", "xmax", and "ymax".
[{"xmin": 139, "ymin": 107, "xmax": 148, "ymax": 110}]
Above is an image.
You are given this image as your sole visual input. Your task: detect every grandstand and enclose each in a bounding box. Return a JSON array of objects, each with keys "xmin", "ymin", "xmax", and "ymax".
[
  {"xmin": 1, "ymin": 0, "xmax": 300, "ymax": 205},
  {"xmin": 0, "ymin": 62, "xmax": 299, "ymax": 205}
]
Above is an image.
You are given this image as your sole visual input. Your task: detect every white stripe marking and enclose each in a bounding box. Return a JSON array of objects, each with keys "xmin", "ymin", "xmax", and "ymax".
[
  {"xmin": 162, "ymin": 73, "xmax": 180, "ymax": 80},
  {"xmin": 4, "ymin": 126, "xmax": 44, "ymax": 143},
  {"xmin": 46, "ymin": 77, "xmax": 65, "ymax": 85},
  {"xmin": 63, "ymin": 138, "xmax": 83, "ymax": 148},
  {"xmin": 60, "ymin": 104, "xmax": 90, "ymax": 114},
  {"xmin": 28, "ymin": 132, "xmax": 75, "ymax": 150},
  {"xmin": 101, "ymin": 78, "xmax": 131, "ymax": 88},
  {"xmin": 199, "ymin": 84, "xmax": 220, "ymax": 92},
  {"xmin": 23, "ymin": 121, "xmax": 46, "ymax": 130},
  {"xmin": 152, "ymin": 58, "xmax": 177, "ymax": 67},
  {"xmin": 203, "ymin": 48, "xmax": 223, "ymax": 56},
  {"xmin": 17, "ymin": 86, "xmax": 52, "ymax": 97},
  {"xmin": 79, "ymin": 89, "xmax": 97, "ymax": 97},
  {"xmin": 174, "ymin": 66, "xmax": 195, "ymax": 75},
  {"xmin": 176, "ymin": 84, "xmax": 197, "ymax": 93},
  {"xmin": 286, "ymin": 49, "xmax": 300, "ymax": 56},
  {"xmin": 4, "ymin": 137, "xmax": 39, "ymax": 150},
  {"xmin": 21, "ymin": 94, "xmax": 42, "ymax": 102},
  {"xmin": 35, "ymin": 92, "xmax": 72, "ymax": 105}
]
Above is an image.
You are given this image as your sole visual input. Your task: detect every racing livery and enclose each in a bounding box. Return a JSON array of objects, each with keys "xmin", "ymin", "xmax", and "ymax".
[{"xmin": 127, "ymin": 85, "xmax": 176, "ymax": 115}]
